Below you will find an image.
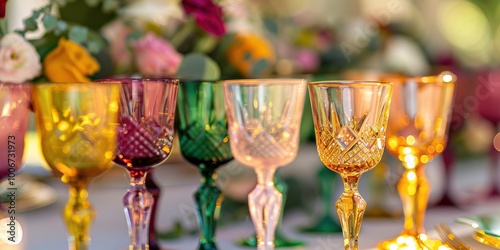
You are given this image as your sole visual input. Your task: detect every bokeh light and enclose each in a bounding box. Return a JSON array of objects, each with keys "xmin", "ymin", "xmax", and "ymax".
[
  {"xmin": 494, "ymin": 132, "xmax": 500, "ymax": 152},
  {"xmin": 438, "ymin": 0, "xmax": 492, "ymax": 67}
]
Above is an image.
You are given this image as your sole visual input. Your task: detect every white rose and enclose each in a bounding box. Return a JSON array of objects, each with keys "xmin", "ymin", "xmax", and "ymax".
[{"xmin": 0, "ymin": 33, "xmax": 41, "ymax": 83}]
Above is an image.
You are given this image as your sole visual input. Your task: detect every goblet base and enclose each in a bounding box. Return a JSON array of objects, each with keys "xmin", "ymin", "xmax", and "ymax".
[
  {"xmin": 377, "ymin": 234, "xmax": 449, "ymax": 250},
  {"xmin": 238, "ymin": 232, "xmax": 304, "ymax": 248},
  {"xmin": 198, "ymin": 242, "xmax": 218, "ymax": 250},
  {"xmin": 300, "ymin": 215, "xmax": 342, "ymax": 233},
  {"xmin": 434, "ymin": 193, "xmax": 460, "ymax": 208}
]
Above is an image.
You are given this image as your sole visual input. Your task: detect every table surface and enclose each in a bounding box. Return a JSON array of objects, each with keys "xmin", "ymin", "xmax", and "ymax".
[{"xmin": 1, "ymin": 143, "xmax": 499, "ymax": 250}]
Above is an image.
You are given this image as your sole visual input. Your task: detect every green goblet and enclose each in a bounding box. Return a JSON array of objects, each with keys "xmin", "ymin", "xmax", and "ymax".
[{"xmin": 176, "ymin": 79, "xmax": 233, "ymax": 250}]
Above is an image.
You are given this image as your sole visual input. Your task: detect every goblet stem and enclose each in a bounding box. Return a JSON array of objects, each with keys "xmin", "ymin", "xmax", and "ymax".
[
  {"xmin": 336, "ymin": 174, "xmax": 365, "ymax": 250},
  {"xmin": 398, "ymin": 165, "xmax": 429, "ymax": 236},
  {"xmin": 249, "ymin": 167, "xmax": 282, "ymax": 250},
  {"xmin": 145, "ymin": 169, "xmax": 161, "ymax": 250},
  {"xmin": 63, "ymin": 180, "xmax": 94, "ymax": 250},
  {"xmin": 195, "ymin": 166, "xmax": 222, "ymax": 250},
  {"xmin": 124, "ymin": 170, "xmax": 154, "ymax": 250}
]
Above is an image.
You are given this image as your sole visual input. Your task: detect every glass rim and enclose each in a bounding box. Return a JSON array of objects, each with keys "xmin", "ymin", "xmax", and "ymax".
[
  {"xmin": 409, "ymin": 74, "xmax": 456, "ymax": 85},
  {"xmin": 94, "ymin": 77, "xmax": 180, "ymax": 85},
  {"xmin": 179, "ymin": 79, "xmax": 222, "ymax": 84},
  {"xmin": 222, "ymin": 78, "xmax": 307, "ymax": 85},
  {"xmin": 308, "ymin": 80, "xmax": 393, "ymax": 87},
  {"xmin": 383, "ymin": 71, "xmax": 456, "ymax": 85},
  {"xmin": 0, "ymin": 82, "xmax": 32, "ymax": 87},
  {"xmin": 33, "ymin": 82, "xmax": 123, "ymax": 88}
]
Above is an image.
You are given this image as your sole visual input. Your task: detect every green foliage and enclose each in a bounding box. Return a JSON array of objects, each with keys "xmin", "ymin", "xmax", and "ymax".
[
  {"xmin": 68, "ymin": 26, "xmax": 88, "ymax": 43},
  {"xmin": 0, "ymin": 19, "xmax": 8, "ymax": 37},
  {"xmin": 57, "ymin": 0, "xmax": 118, "ymax": 31},
  {"xmin": 42, "ymin": 14, "xmax": 58, "ymax": 30},
  {"xmin": 102, "ymin": 0, "xmax": 120, "ymax": 12},
  {"xmin": 30, "ymin": 32, "xmax": 59, "ymax": 61},
  {"xmin": 177, "ymin": 53, "xmax": 221, "ymax": 81},
  {"xmin": 22, "ymin": 17, "xmax": 39, "ymax": 33},
  {"xmin": 18, "ymin": 3, "xmax": 107, "ymax": 55}
]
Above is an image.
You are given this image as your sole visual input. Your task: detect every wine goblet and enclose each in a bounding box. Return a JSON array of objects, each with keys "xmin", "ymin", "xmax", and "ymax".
[
  {"xmin": 176, "ymin": 79, "xmax": 233, "ymax": 250},
  {"xmin": 308, "ymin": 80, "xmax": 392, "ymax": 250},
  {"xmin": 223, "ymin": 78, "xmax": 307, "ymax": 250},
  {"xmin": 0, "ymin": 83, "xmax": 30, "ymax": 182},
  {"xmin": 32, "ymin": 83, "xmax": 120, "ymax": 250},
  {"xmin": 112, "ymin": 78, "xmax": 179, "ymax": 250},
  {"xmin": 0, "ymin": 83, "xmax": 30, "ymax": 238},
  {"xmin": 377, "ymin": 72, "xmax": 456, "ymax": 249}
]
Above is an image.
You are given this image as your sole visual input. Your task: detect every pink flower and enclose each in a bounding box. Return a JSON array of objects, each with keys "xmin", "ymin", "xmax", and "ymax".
[
  {"xmin": 133, "ymin": 33, "xmax": 182, "ymax": 77},
  {"xmin": 182, "ymin": 0, "xmax": 226, "ymax": 37},
  {"xmin": 0, "ymin": 33, "xmax": 41, "ymax": 83},
  {"xmin": 102, "ymin": 20, "xmax": 133, "ymax": 72},
  {"xmin": 295, "ymin": 48, "xmax": 319, "ymax": 73}
]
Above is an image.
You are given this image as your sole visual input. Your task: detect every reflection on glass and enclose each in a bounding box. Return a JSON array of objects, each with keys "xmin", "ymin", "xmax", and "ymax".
[
  {"xmin": 223, "ymin": 78, "xmax": 306, "ymax": 250},
  {"xmin": 112, "ymin": 78, "xmax": 178, "ymax": 250},
  {"xmin": 177, "ymin": 79, "xmax": 233, "ymax": 250},
  {"xmin": 33, "ymin": 83, "xmax": 120, "ymax": 250},
  {"xmin": 309, "ymin": 80, "xmax": 392, "ymax": 250},
  {"xmin": 377, "ymin": 72, "xmax": 455, "ymax": 249}
]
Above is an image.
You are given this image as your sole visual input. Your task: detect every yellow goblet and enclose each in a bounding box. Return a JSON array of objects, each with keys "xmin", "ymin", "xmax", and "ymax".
[
  {"xmin": 308, "ymin": 81, "xmax": 392, "ymax": 250},
  {"xmin": 32, "ymin": 83, "xmax": 120, "ymax": 250},
  {"xmin": 377, "ymin": 72, "xmax": 456, "ymax": 249}
]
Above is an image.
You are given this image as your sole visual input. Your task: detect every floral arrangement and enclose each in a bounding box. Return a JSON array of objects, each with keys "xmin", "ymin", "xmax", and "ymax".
[
  {"xmin": 0, "ymin": 0, "xmax": 433, "ymax": 85},
  {"xmin": 0, "ymin": 0, "xmax": 285, "ymax": 84},
  {"xmin": 0, "ymin": 1, "xmax": 105, "ymax": 83}
]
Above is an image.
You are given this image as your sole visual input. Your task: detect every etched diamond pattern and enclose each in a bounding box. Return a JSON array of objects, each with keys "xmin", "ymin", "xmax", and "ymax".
[
  {"xmin": 179, "ymin": 121, "xmax": 232, "ymax": 166},
  {"xmin": 117, "ymin": 116, "xmax": 164, "ymax": 158},
  {"xmin": 317, "ymin": 122, "xmax": 384, "ymax": 168},
  {"xmin": 335, "ymin": 126, "xmax": 359, "ymax": 151}
]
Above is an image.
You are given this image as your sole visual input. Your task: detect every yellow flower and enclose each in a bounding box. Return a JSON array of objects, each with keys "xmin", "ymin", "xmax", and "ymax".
[
  {"xmin": 44, "ymin": 38, "xmax": 100, "ymax": 82},
  {"xmin": 226, "ymin": 33, "xmax": 275, "ymax": 77}
]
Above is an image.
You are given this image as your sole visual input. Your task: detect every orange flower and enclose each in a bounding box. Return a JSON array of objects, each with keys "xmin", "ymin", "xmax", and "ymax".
[
  {"xmin": 226, "ymin": 33, "xmax": 275, "ymax": 77},
  {"xmin": 44, "ymin": 38, "xmax": 100, "ymax": 82}
]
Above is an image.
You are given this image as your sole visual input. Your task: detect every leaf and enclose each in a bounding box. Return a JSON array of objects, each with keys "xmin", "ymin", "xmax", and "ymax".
[
  {"xmin": 87, "ymin": 40, "xmax": 100, "ymax": 54},
  {"xmin": 0, "ymin": 19, "xmax": 8, "ymax": 37},
  {"xmin": 54, "ymin": 21, "xmax": 68, "ymax": 35},
  {"xmin": 68, "ymin": 26, "xmax": 88, "ymax": 43},
  {"xmin": 23, "ymin": 17, "xmax": 39, "ymax": 32},
  {"xmin": 42, "ymin": 14, "xmax": 58, "ymax": 31},
  {"xmin": 251, "ymin": 59, "xmax": 269, "ymax": 77},
  {"xmin": 103, "ymin": 0, "xmax": 120, "ymax": 12},
  {"xmin": 84, "ymin": 0, "xmax": 100, "ymax": 7},
  {"xmin": 176, "ymin": 53, "xmax": 221, "ymax": 81},
  {"xmin": 86, "ymin": 31, "xmax": 106, "ymax": 53}
]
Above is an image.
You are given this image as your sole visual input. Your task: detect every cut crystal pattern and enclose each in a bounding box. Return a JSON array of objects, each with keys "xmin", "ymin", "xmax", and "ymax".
[
  {"xmin": 117, "ymin": 116, "xmax": 164, "ymax": 158},
  {"xmin": 335, "ymin": 126, "xmax": 359, "ymax": 151}
]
